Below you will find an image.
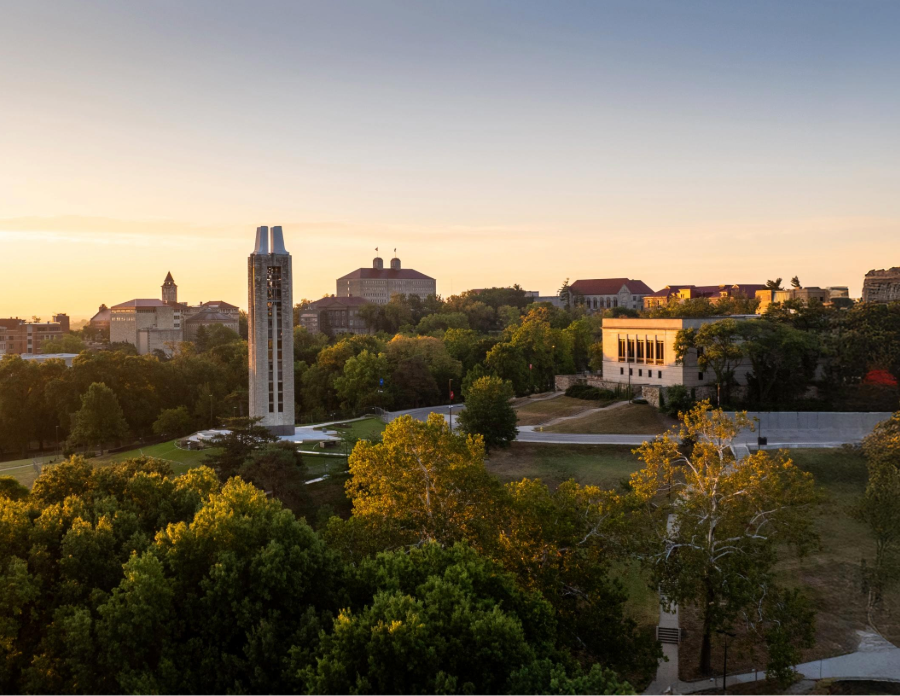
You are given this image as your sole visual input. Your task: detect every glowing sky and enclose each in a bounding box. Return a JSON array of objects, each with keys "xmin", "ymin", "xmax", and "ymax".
[{"xmin": 2, "ymin": 1, "xmax": 898, "ymax": 319}]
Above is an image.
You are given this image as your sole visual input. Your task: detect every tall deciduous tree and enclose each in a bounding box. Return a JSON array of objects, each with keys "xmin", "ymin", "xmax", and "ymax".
[
  {"xmin": 631, "ymin": 402, "xmax": 819, "ymax": 678},
  {"xmin": 855, "ymin": 412, "xmax": 900, "ymax": 628},
  {"xmin": 69, "ymin": 382, "xmax": 129, "ymax": 452},
  {"xmin": 675, "ymin": 319, "xmax": 745, "ymax": 404},
  {"xmin": 458, "ymin": 375, "xmax": 518, "ymax": 450},
  {"xmin": 340, "ymin": 414, "xmax": 503, "ymax": 552},
  {"xmin": 739, "ymin": 320, "xmax": 820, "ymax": 406}
]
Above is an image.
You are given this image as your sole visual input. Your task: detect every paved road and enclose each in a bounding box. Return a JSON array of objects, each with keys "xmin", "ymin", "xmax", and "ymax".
[{"xmin": 386, "ymin": 406, "xmax": 893, "ymax": 447}]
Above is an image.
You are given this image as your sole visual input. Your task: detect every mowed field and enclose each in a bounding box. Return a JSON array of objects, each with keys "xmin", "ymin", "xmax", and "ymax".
[
  {"xmin": 514, "ymin": 395, "xmax": 612, "ymax": 426},
  {"xmin": 543, "ymin": 403, "xmax": 678, "ymax": 435},
  {"xmin": 486, "ymin": 441, "xmax": 642, "ymax": 490},
  {"xmin": 677, "ymin": 447, "xmax": 899, "ymax": 682}
]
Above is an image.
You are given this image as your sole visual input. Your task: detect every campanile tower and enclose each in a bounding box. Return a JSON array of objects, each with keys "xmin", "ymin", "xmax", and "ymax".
[{"xmin": 248, "ymin": 225, "xmax": 295, "ymax": 434}]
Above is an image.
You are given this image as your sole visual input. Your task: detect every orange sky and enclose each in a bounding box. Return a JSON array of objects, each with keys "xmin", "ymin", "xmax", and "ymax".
[{"xmin": 2, "ymin": 2, "xmax": 898, "ymax": 320}]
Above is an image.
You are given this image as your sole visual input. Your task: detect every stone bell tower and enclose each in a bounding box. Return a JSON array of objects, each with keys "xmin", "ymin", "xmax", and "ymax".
[
  {"xmin": 248, "ymin": 226, "xmax": 295, "ymax": 435},
  {"xmin": 161, "ymin": 271, "xmax": 178, "ymax": 304}
]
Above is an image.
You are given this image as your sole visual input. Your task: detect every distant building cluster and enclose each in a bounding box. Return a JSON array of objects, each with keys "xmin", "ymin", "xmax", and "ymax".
[
  {"xmin": 0, "ymin": 314, "xmax": 68, "ymax": 355},
  {"xmin": 862, "ymin": 267, "xmax": 900, "ymax": 303},
  {"xmin": 104, "ymin": 272, "xmax": 240, "ymax": 355}
]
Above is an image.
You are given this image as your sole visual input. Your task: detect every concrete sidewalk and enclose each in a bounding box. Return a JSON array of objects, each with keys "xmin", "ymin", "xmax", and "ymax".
[{"xmin": 664, "ymin": 630, "xmax": 900, "ymax": 694}]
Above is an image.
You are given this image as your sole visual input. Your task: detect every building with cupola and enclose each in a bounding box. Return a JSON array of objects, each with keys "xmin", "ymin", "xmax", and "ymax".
[{"xmin": 336, "ymin": 252, "xmax": 436, "ymax": 304}]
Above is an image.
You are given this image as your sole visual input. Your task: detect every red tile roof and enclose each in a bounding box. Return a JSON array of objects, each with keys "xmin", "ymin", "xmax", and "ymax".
[
  {"xmin": 569, "ymin": 278, "xmax": 654, "ymax": 296},
  {"xmin": 338, "ymin": 268, "xmax": 434, "ymax": 281}
]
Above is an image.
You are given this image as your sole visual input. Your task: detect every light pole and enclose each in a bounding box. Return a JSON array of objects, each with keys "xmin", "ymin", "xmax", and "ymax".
[
  {"xmin": 448, "ymin": 379, "xmax": 454, "ymax": 431},
  {"xmin": 209, "ymin": 394, "xmax": 214, "ymax": 429},
  {"xmin": 716, "ymin": 630, "xmax": 736, "ymax": 694},
  {"xmin": 55, "ymin": 425, "xmax": 60, "ymax": 461}
]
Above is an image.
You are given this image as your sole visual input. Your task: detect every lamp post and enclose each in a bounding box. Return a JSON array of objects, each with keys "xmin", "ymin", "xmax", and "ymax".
[
  {"xmin": 448, "ymin": 379, "xmax": 454, "ymax": 431},
  {"xmin": 716, "ymin": 630, "xmax": 736, "ymax": 693},
  {"xmin": 209, "ymin": 394, "xmax": 214, "ymax": 429},
  {"xmin": 55, "ymin": 425, "xmax": 60, "ymax": 461}
]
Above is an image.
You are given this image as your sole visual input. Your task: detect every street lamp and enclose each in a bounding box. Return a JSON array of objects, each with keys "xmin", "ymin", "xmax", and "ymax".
[
  {"xmin": 55, "ymin": 425, "xmax": 60, "ymax": 461},
  {"xmin": 716, "ymin": 630, "xmax": 736, "ymax": 694}
]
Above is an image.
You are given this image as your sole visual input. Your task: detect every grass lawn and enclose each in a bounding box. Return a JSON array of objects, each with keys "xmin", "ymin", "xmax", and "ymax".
[
  {"xmin": 677, "ymin": 447, "xmax": 900, "ymax": 684},
  {"xmin": 514, "ymin": 396, "xmax": 610, "ymax": 426},
  {"xmin": 0, "ymin": 457, "xmax": 55, "ymax": 488},
  {"xmin": 486, "ymin": 442, "xmax": 642, "ymax": 492},
  {"xmin": 544, "ymin": 403, "xmax": 677, "ymax": 435},
  {"xmin": 96, "ymin": 440, "xmax": 217, "ymax": 475},
  {"xmin": 317, "ymin": 417, "xmax": 386, "ymax": 441}
]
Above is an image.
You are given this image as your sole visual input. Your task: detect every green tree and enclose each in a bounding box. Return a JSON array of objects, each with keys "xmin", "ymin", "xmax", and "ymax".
[
  {"xmin": 631, "ymin": 402, "xmax": 819, "ymax": 676},
  {"xmin": 485, "ymin": 341, "xmax": 530, "ymax": 396},
  {"xmin": 69, "ymin": 382, "xmax": 129, "ymax": 452},
  {"xmin": 674, "ymin": 319, "xmax": 745, "ymax": 404},
  {"xmin": 334, "ymin": 349, "xmax": 391, "ymax": 411},
  {"xmin": 152, "ymin": 406, "xmax": 194, "ymax": 439},
  {"xmin": 855, "ymin": 412, "xmax": 900, "ymax": 628},
  {"xmin": 765, "ymin": 278, "xmax": 784, "ymax": 290},
  {"xmin": 301, "ymin": 542, "xmax": 632, "ymax": 695},
  {"xmin": 457, "ymin": 376, "xmax": 518, "ymax": 450},
  {"xmin": 791, "ymin": 275, "xmax": 802, "ymax": 289},
  {"xmin": 204, "ymin": 416, "xmax": 279, "ymax": 479},
  {"xmin": 39, "ymin": 334, "xmax": 86, "ymax": 354},
  {"xmin": 740, "ymin": 320, "xmax": 820, "ymax": 406}
]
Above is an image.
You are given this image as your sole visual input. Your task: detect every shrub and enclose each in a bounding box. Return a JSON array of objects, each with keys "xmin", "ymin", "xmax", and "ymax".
[
  {"xmin": 564, "ymin": 384, "xmax": 618, "ymax": 401},
  {"xmin": 661, "ymin": 384, "xmax": 694, "ymax": 417}
]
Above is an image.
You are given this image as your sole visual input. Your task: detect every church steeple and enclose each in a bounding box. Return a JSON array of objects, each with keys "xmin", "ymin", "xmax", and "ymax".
[{"xmin": 162, "ymin": 272, "xmax": 177, "ymax": 304}]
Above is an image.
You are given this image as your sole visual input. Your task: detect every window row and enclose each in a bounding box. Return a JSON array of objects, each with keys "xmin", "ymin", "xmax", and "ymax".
[{"xmin": 617, "ymin": 337, "xmax": 665, "ymax": 364}]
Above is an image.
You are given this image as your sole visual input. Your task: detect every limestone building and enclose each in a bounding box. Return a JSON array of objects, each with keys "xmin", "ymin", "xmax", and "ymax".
[
  {"xmin": 110, "ymin": 299, "xmax": 182, "ymax": 355},
  {"xmin": 601, "ymin": 316, "xmax": 755, "ymax": 389},
  {"xmin": 106, "ymin": 273, "xmax": 240, "ymax": 355},
  {"xmin": 862, "ymin": 267, "xmax": 900, "ymax": 303},
  {"xmin": 569, "ymin": 278, "xmax": 653, "ymax": 313},
  {"xmin": 248, "ymin": 226, "xmax": 295, "ymax": 434},
  {"xmin": 337, "ymin": 253, "xmax": 436, "ymax": 305}
]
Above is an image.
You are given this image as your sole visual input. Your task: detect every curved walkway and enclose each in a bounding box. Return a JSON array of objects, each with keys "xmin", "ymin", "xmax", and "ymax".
[{"xmin": 653, "ymin": 630, "xmax": 900, "ymax": 694}]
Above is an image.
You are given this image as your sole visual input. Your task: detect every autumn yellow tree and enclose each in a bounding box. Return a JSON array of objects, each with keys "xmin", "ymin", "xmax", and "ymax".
[
  {"xmin": 337, "ymin": 413, "xmax": 503, "ymax": 554},
  {"xmin": 631, "ymin": 401, "xmax": 819, "ymax": 681}
]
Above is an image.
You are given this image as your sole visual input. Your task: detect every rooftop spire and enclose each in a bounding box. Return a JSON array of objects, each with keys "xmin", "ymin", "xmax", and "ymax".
[{"xmin": 270, "ymin": 225, "xmax": 287, "ymax": 254}]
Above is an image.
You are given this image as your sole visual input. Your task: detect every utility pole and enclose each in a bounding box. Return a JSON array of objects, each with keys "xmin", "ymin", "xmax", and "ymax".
[{"xmin": 209, "ymin": 394, "xmax": 214, "ymax": 429}]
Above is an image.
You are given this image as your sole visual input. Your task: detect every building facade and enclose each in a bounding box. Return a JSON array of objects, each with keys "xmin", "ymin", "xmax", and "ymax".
[
  {"xmin": 106, "ymin": 275, "xmax": 241, "ymax": 355},
  {"xmin": 337, "ymin": 255, "xmax": 436, "ymax": 305},
  {"xmin": 862, "ymin": 267, "xmax": 900, "ymax": 303},
  {"xmin": 644, "ymin": 284, "xmax": 766, "ymax": 310},
  {"xmin": 299, "ymin": 296, "xmax": 373, "ymax": 335},
  {"xmin": 248, "ymin": 225, "xmax": 295, "ymax": 435},
  {"xmin": 0, "ymin": 318, "xmax": 64, "ymax": 355},
  {"xmin": 110, "ymin": 300, "xmax": 181, "ymax": 355},
  {"xmin": 569, "ymin": 278, "xmax": 653, "ymax": 313},
  {"xmin": 183, "ymin": 307, "xmax": 240, "ymax": 341},
  {"xmin": 601, "ymin": 316, "xmax": 754, "ymax": 389},
  {"xmin": 754, "ymin": 286, "xmax": 832, "ymax": 313}
]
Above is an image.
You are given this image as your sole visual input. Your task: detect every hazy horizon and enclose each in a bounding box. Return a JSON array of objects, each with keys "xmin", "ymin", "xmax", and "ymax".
[{"xmin": 3, "ymin": 1, "xmax": 898, "ymax": 320}]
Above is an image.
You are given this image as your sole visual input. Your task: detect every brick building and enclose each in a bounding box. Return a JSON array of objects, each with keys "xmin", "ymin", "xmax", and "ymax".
[
  {"xmin": 337, "ymin": 254, "xmax": 436, "ymax": 305},
  {"xmin": 0, "ymin": 318, "xmax": 64, "ymax": 355},
  {"xmin": 299, "ymin": 296, "xmax": 373, "ymax": 336}
]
